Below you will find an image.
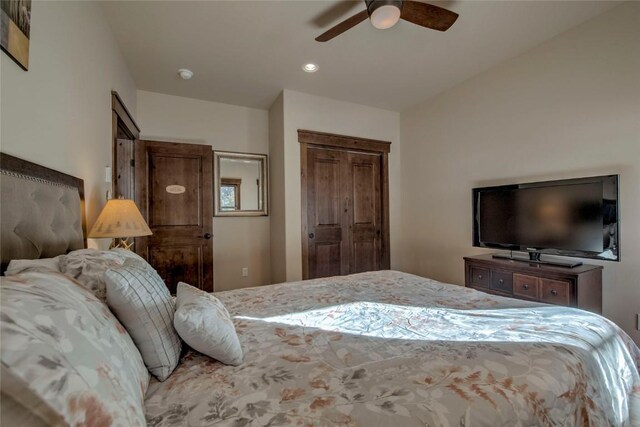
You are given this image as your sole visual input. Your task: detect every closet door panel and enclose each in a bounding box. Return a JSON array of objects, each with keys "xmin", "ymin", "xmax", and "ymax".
[
  {"xmin": 348, "ymin": 152, "xmax": 382, "ymax": 274},
  {"xmin": 314, "ymin": 157, "xmax": 341, "ymax": 226},
  {"xmin": 315, "ymin": 243, "xmax": 342, "ymax": 278},
  {"xmin": 353, "ymin": 163, "xmax": 375, "ymax": 225},
  {"xmin": 306, "ymin": 148, "xmax": 350, "ymax": 279}
]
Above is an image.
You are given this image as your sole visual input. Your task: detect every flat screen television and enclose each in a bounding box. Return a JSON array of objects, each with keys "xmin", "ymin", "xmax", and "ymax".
[{"xmin": 472, "ymin": 175, "xmax": 619, "ymax": 266}]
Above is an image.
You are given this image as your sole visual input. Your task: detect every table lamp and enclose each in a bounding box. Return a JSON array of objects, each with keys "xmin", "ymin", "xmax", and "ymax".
[{"xmin": 88, "ymin": 198, "xmax": 152, "ymax": 250}]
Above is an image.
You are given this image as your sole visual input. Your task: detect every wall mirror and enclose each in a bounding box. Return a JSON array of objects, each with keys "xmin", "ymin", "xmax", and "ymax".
[{"xmin": 213, "ymin": 151, "xmax": 268, "ymax": 216}]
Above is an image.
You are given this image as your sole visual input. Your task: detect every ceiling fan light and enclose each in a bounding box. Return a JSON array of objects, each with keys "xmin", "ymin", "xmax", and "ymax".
[{"xmin": 370, "ymin": 4, "xmax": 401, "ymax": 30}]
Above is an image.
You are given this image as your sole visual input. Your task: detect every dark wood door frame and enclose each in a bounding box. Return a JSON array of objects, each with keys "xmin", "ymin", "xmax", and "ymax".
[
  {"xmin": 111, "ymin": 91, "xmax": 140, "ymax": 199},
  {"xmin": 299, "ymin": 129, "xmax": 391, "ymax": 280},
  {"xmin": 112, "ymin": 91, "xmax": 140, "ymax": 140}
]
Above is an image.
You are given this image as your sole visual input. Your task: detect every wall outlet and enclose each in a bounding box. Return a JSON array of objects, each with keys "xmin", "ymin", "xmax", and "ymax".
[{"xmin": 242, "ymin": 267, "xmax": 249, "ymax": 277}]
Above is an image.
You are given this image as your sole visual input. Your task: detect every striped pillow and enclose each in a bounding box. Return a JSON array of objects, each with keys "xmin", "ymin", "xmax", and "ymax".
[{"xmin": 104, "ymin": 260, "xmax": 182, "ymax": 381}]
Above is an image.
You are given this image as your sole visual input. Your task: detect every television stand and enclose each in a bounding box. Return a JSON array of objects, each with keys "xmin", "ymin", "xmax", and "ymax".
[
  {"xmin": 492, "ymin": 252, "xmax": 583, "ymax": 268},
  {"xmin": 464, "ymin": 254, "xmax": 602, "ymax": 313}
]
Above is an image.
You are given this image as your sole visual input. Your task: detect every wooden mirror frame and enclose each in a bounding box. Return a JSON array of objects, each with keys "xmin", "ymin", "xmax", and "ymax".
[{"xmin": 213, "ymin": 151, "xmax": 268, "ymax": 217}]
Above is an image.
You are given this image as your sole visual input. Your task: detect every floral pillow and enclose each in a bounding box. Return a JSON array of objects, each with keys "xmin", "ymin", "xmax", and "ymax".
[
  {"xmin": 4, "ymin": 256, "xmax": 62, "ymax": 275},
  {"xmin": 0, "ymin": 272, "xmax": 150, "ymax": 426},
  {"xmin": 59, "ymin": 248, "xmax": 152, "ymax": 302}
]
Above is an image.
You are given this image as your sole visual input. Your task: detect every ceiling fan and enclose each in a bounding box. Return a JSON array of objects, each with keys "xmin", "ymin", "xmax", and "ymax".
[{"xmin": 315, "ymin": 0, "xmax": 459, "ymax": 42}]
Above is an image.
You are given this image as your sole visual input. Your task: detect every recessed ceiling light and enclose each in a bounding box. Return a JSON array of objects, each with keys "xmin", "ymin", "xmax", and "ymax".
[
  {"xmin": 302, "ymin": 63, "xmax": 319, "ymax": 73},
  {"xmin": 178, "ymin": 68, "xmax": 194, "ymax": 80}
]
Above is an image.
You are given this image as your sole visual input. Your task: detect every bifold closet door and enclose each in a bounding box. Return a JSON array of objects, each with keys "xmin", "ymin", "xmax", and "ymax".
[{"xmin": 304, "ymin": 146, "xmax": 384, "ymax": 279}]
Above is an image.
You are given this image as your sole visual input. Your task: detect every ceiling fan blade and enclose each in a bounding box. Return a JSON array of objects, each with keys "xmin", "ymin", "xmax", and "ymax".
[
  {"xmin": 401, "ymin": 1, "xmax": 458, "ymax": 32},
  {"xmin": 315, "ymin": 9, "xmax": 369, "ymax": 42}
]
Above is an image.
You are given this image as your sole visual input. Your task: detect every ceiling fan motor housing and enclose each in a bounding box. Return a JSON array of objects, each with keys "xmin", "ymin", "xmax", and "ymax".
[{"xmin": 366, "ymin": 0, "xmax": 403, "ymax": 16}]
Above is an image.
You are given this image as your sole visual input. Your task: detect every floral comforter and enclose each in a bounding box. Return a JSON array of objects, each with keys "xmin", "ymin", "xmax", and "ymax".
[{"xmin": 145, "ymin": 271, "xmax": 640, "ymax": 426}]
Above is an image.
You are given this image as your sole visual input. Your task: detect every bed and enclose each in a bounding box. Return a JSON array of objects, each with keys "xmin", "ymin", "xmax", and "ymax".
[
  {"xmin": 2, "ymin": 153, "xmax": 639, "ymax": 426},
  {"xmin": 145, "ymin": 271, "xmax": 640, "ymax": 426}
]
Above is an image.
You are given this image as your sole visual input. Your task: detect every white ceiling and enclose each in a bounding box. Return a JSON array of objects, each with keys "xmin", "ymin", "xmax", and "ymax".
[{"xmin": 101, "ymin": 1, "xmax": 618, "ymax": 111}]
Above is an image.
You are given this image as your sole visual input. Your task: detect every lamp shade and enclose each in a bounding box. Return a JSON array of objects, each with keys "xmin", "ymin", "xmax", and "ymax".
[{"xmin": 88, "ymin": 199, "xmax": 152, "ymax": 238}]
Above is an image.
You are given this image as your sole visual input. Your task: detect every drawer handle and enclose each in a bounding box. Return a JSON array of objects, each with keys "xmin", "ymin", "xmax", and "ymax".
[
  {"xmin": 477, "ymin": 274, "xmax": 483, "ymax": 280},
  {"xmin": 498, "ymin": 279, "xmax": 504, "ymax": 285},
  {"xmin": 523, "ymin": 284, "xmax": 529, "ymax": 290},
  {"xmin": 550, "ymin": 289, "xmax": 558, "ymax": 296}
]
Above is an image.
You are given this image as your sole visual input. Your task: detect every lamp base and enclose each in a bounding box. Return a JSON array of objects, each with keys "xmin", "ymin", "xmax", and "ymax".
[{"xmin": 109, "ymin": 238, "xmax": 134, "ymax": 250}]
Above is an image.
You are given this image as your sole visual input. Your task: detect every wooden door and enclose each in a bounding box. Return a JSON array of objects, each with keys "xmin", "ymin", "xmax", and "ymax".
[
  {"xmin": 305, "ymin": 147, "xmax": 350, "ymax": 278},
  {"xmin": 348, "ymin": 152, "xmax": 383, "ymax": 273},
  {"xmin": 135, "ymin": 140, "xmax": 214, "ymax": 293},
  {"xmin": 301, "ymin": 130, "xmax": 390, "ymax": 280}
]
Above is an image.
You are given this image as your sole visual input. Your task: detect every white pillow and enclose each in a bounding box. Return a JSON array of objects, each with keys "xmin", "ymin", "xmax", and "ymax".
[
  {"xmin": 105, "ymin": 260, "xmax": 182, "ymax": 381},
  {"xmin": 174, "ymin": 282, "xmax": 243, "ymax": 365},
  {"xmin": 4, "ymin": 256, "xmax": 61, "ymax": 275}
]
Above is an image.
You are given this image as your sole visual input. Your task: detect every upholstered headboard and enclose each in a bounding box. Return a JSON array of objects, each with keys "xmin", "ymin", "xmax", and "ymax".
[{"xmin": 0, "ymin": 153, "xmax": 87, "ymax": 272}]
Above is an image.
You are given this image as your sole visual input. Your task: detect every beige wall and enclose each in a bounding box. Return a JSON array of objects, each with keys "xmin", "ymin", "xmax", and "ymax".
[
  {"xmin": 268, "ymin": 93, "xmax": 287, "ymax": 283},
  {"xmin": 271, "ymin": 89, "xmax": 401, "ymax": 282},
  {"xmin": 136, "ymin": 90, "xmax": 270, "ymax": 291},
  {"xmin": 399, "ymin": 3, "xmax": 640, "ymax": 343},
  {"xmin": 1, "ymin": 1, "xmax": 137, "ymax": 233}
]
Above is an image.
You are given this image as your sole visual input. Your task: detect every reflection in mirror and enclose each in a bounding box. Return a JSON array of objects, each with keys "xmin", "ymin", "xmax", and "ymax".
[
  {"xmin": 220, "ymin": 178, "xmax": 241, "ymax": 211},
  {"xmin": 214, "ymin": 151, "xmax": 268, "ymax": 216}
]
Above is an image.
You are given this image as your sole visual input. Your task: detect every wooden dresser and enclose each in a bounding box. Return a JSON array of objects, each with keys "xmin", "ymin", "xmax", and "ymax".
[{"xmin": 464, "ymin": 254, "xmax": 603, "ymax": 314}]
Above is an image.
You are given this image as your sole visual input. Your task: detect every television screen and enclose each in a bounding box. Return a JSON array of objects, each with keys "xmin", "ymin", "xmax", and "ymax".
[{"xmin": 473, "ymin": 176, "xmax": 619, "ymax": 261}]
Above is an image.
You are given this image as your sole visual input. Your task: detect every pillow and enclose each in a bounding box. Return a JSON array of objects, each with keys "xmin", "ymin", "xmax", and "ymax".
[
  {"xmin": 105, "ymin": 260, "xmax": 182, "ymax": 381},
  {"xmin": 1, "ymin": 393, "xmax": 56, "ymax": 427},
  {"xmin": 1, "ymin": 365, "xmax": 66, "ymax": 427},
  {"xmin": 110, "ymin": 248, "xmax": 151, "ymax": 266},
  {"xmin": 174, "ymin": 282, "xmax": 243, "ymax": 365},
  {"xmin": 4, "ymin": 256, "xmax": 61, "ymax": 275},
  {"xmin": 60, "ymin": 248, "xmax": 152, "ymax": 302},
  {"xmin": 0, "ymin": 272, "xmax": 150, "ymax": 426}
]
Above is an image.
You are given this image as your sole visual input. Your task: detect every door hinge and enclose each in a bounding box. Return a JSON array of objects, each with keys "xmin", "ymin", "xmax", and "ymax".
[{"xmin": 130, "ymin": 159, "xmax": 135, "ymax": 167}]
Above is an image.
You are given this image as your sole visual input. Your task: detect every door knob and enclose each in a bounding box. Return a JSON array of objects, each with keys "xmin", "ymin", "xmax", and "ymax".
[
  {"xmin": 551, "ymin": 289, "xmax": 558, "ymax": 296},
  {"xmin": 201, "ymin": 233, "xmax": 212, "ymax": 240},
  {"xmin": 309, "ymin": 233, "xmax": 315, "ymax": 239}
]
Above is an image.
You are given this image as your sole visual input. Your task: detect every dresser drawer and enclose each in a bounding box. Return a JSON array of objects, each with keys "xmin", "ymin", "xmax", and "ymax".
[
  {"xmin": 464, "ymin": 256, "xmax": 601, "ymax": 313},
  {"xmin": 513, "ymin": 273, "xmax": 539, "ymax": 299},
  {"xmin": 540, "ymin": 278, "xmax": 571, "ymax": 306},
  {"xmin": 491, "ymin": 270, "xmax": 513, "ymax": 293},
  {"xmin": 469, "ymin": 266, "xmax": 490, "ymax": 288}
]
